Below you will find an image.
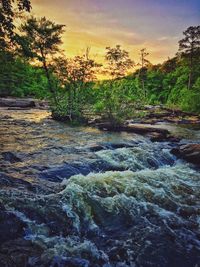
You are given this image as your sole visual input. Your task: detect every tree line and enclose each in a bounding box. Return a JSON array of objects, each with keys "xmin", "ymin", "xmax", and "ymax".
[{"xmin": 0, "ymin": 0, "xmax": 200, "ymax": 125}]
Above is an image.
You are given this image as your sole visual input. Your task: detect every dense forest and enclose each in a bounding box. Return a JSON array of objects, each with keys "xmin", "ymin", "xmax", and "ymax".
[{"xmin": 0, "ymin": 0, "xmax": 200, "ymax": 125}]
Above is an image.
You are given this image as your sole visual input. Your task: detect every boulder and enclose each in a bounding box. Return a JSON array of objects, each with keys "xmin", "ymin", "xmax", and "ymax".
[
  {"xmin": 87, "ymin": 144, "xmax": 105, "ymax": 152},
  {"xmin": 49, "ymin": 257, "xmax": 89, "ymax": 267},
  {"xmin": 0, "ymin": 172, "xmax": 36, "ymax": 191},
  {"xmin": 87, "ymin": 142, "xmax": 136, "ymax": 152},
  {"xmin": 97, "ymin": 123, "xmax": 169, "ymax": 136},
  {"xmin": 171, "ymin": 144, "xmax": 200, "ymax": 165},
  {"xmin": 0, "ymin": 98, "xmax": 35, "ymax": 108},
  {"xmin": 0, "ymin": 239, "xmax": 43, "ymax": 267},
  {"xmin": 39, "ymin": 160, "xmax": 126, "ymax": 182},
  {"xmin": 2, "ymin": 152, "xmax": 22, "ymax": 163},
  {"xmin": 148, "ymin": 132, "xmax": 181, "ymax": 143},
  {"xmin": 0, "ymin": 204, "xmax": 26, "ymax": 243}
]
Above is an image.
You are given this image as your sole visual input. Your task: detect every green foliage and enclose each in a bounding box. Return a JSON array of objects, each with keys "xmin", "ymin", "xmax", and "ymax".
[
  {"xmin": 178, "ymin": 26, "xmax": 200, "ymax": 89},
  {"xmin": 145, "ymin": 69, "xmax": 164, "ymax": 103},
  {"xmin": 105, "ymin": 45, "xmax": 134, "ymax": 79},
  {"xmin": 1, "ymin": 17, "xmax": 200, "ymax": 122},
  {"xmin": 0, "ymin": 51, "xmax": 49, "ymax": 98},
  {"xmin": 19, "ymin": 16, "xmax": 65, "ymax": 61},
  {"xmin": 95, "ymin": 45, "xmax": 135, "ymax": 125},
  {"xmin": 93, "ymin": 79, "xmax": 139, "ymax": 125},
  {"xmin": 17, "ymin": 16, "xmax": 65, "ymax": 103},
  {"xmin": 51, "ymin": 53, "xmax": 100, "ymax": 121}
]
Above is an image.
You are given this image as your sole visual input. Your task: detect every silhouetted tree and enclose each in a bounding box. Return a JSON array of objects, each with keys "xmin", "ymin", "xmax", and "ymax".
[
  {"xmin": 0, "ymin": 0, "xmax": 31, "ymax": 47},
  {"xmin": 179, "ymin": 26, "xmax": 200, "ymax": 89},
  {"xmin": 97, "ymin": 45, "xmax": 134, "ymax": 125},
  {"xmin": 160, "ymin": 57, "xmax": 177, "ymax": 74},
  {"xmin": 53, "ymin": 49, "xmax": 100, "ymax": 120},
  {"xmin": 105, "ymin": 45, "xmax": 134, "ymax": 79},
  {"xmin": 138, "ymin": 48, "xmax": 150, "ymax": 98},
  {"xmin": 19, "ymin": 16, "xmax": 65, "ymax": 101}
]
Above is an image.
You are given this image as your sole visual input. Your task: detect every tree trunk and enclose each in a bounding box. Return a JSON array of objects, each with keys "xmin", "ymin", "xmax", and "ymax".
[
  {"xmin": 68, "ymin": 86, "xmax": 72, "ymax": 121},
  {"xmin": 42, "ymin": 60, "xmax": 57, "ymax": 103},
  {"xmin": 142, "ymin": 78, "xmax": 146, "ymax": 98},
  {"xmin": 40, "ymin": 48, "xmax": 58, "ymax": 104},
  {"xmin": 188, "ymin": 46, "xmax": 193, "ymax": 90},
  {"xmin": 188, "ymin": 71, "xmax": 192, "ymax": 90}
]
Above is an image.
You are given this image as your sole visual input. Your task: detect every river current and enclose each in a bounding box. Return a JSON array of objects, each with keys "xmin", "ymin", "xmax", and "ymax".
[{"xmin": 0, "ymin": 109, "xmax": 200, "ymax": 267}]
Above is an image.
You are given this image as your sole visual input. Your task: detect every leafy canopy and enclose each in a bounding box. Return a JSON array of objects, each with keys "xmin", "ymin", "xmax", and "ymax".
[
  {"xmin": 19, "ymin": 16, "xmax": 65, "ymax": 62},
  {"xmin": 0, "ymin": 0, "xmax": 31, "ymax": 47},
  {"xmin": 179, "ymin": 26, "xmax": 200, "ymax": 55},
  {"xmin": 105, "ymin": 45, "xmax": 134, "ymax": 79}
]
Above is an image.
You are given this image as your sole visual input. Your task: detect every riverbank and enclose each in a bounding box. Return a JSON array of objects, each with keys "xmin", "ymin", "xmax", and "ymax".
[
  {"xmin": 1, "ymin": 102, "xmax": 200, "ymax": 166},
  {"xmin": 0, "ymin": 97, "xmax": 49, "ymax": 110}
]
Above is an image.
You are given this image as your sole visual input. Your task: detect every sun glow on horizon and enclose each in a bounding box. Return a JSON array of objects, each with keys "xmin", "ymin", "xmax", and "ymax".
[{"xmin": 31, "ymin": 0, "xmax": 200, "ymax": 74}]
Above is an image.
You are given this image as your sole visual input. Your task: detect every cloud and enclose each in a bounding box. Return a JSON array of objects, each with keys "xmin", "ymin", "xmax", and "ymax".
[
  {"xmin": 158, "ymin": 36, "xmax": 179, "ymax": 41},
  {"xmin": 31, "ymin": 0, "xmax": 199, "ymax": 64}
]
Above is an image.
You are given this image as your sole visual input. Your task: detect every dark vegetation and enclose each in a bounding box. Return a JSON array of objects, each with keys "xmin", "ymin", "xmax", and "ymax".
[{"xmin": 0, "ymin": 0, "xmax": 200, "ymax": 125}]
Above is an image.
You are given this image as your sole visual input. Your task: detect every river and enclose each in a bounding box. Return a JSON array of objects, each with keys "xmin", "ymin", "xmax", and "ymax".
[{"xmin": 0, "ymin": 108, "xmax": 200, "ymax": 267}]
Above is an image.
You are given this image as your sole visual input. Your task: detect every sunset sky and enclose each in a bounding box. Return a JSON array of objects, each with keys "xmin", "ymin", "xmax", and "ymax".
[{"xmin": 31, "ymin": 0, "xmax": 200, "ymax": 65}]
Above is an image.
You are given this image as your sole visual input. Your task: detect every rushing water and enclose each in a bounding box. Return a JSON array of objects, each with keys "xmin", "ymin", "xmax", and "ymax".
[{"xmin": 0, "ymin": 109, "xmax": 200, "ymax": 267}]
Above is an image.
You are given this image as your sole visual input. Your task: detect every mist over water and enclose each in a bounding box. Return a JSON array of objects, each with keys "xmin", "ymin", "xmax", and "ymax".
[{"xmin": 0, "ymin": 110, "xmax": 200, "ymax": 267}]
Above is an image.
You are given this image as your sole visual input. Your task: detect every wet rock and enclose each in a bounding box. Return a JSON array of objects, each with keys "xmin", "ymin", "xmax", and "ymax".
[
  {"xmin": 39, "ymin": 161, "xmax": 125, "ymax": 182},
  {"xmin": 2, "ymin": 152, "xmax": 22, "ymax": 163},
  {"xmin": 19, "ymin": 201, "xmax": 73, "ymax": 237},
  {"xmin": 166, "ymin": 136, "xmax": 181, "ymax": 143},
  {"xmin": 0, "ymin": 173, "xmax": 14, "ymax": 187},
  {"xmin": 39, "ymin": 163, "xmax": 91, "ymax": 182},
  {"xmin": 88, "ymin": 142, "xmax": 135, "ymax": 152},
  {"xmin": 0, "ymin": 98, "xmax": 36, "ymax": 108},
  {"xmin": 35, "ymin": 100, "xmax": 49, "ymax": 110},
  {"xmin": 89, "ymin": 160, "xmax": 126, "ymax": 172},
  {"xmin": 148, "ymin": 132, "xmax": 167, "ymax": 142},
  {"xmin": 7, "ymin": 107, "xmax": 31, "ymax": 110},
  {"xmin": 135, "ymin": 231, "xmax": 200, "ymax": 267},
  {"xmin": 0, "ymin": 172, "xmax": 36, "ymax": 191},
  {"xmin": 130, "ymin": 106, "xmax": 200, "ymax": 125},
  {"xmin": 50, "ymin": 256, "xmax": 90, "ymax": 267},
  {"xmin": 97, "ymin": 122, "xmax": 169, "ymax": 136},
  {"xmin": 0, "ymin": 205, "xmax": 26, "ymax": 243},
  {"xmin": 88, "ymin": 144, "xmax": 105, "ymax": 152},
  {"xmin": 0, "ymin": 239, "xmax": 43, "ymax": 267},
  {"xmin": 148, "ymin": 132, "xmax": 181, "ymax": 143},
  {"xmin": 171, "ymin": 144, "xmax": 200, "ymax": 165},
  {"xmin": 103, "ymin": 142, "xmax": 136, "ymax": 149}
]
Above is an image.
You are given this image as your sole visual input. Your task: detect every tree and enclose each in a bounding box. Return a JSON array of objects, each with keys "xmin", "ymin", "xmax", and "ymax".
[
  {"xmin": 160, "ymin": 57, "xmax": 177, "ymax": 74},
  {"xmin": 138, "ymin": 48, "xmax": 150, "ymax": 98},
  {"xmin": 52, "ymin": 49, "xmax": 100, "ymax": 121},
  {"xmin": 178, "ymin": 26, "xmax": 200, "ymax": 89},
  {"xmin": 0, "ymin": 0, "xmax": 31, "ymax": 48},
  {"xmin": 105, "ymin": 45, "xmax": 134, "ymax": 79},
  {"xmin": 19, "ymin": 16, "xmax": 65, "ymax": 102},
  {"xmin": 95, "ymin": 45, "xmax": 134, "ymax": 126}
]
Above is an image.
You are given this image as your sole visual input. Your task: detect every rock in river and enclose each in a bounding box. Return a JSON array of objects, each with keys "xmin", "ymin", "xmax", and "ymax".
[
  {"xmin": 0, "ymin": 98, "xmax": 36, "ymax": 108},
  {"xmin": 171, "ymin": 144, "xmax": 200, "ymax": 165},
  {"xmin": 2, "ymin": 152, "xmax": 22, "ymax": 163},
  {"xmin": 0, "ymin": 203, "xmax": 26, "ymax": 243}
]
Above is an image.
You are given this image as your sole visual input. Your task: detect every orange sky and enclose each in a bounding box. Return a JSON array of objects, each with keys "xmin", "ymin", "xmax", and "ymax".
[{"xmin": 31, "ymin": 0, "xmax": 200, "ymax": 66}]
